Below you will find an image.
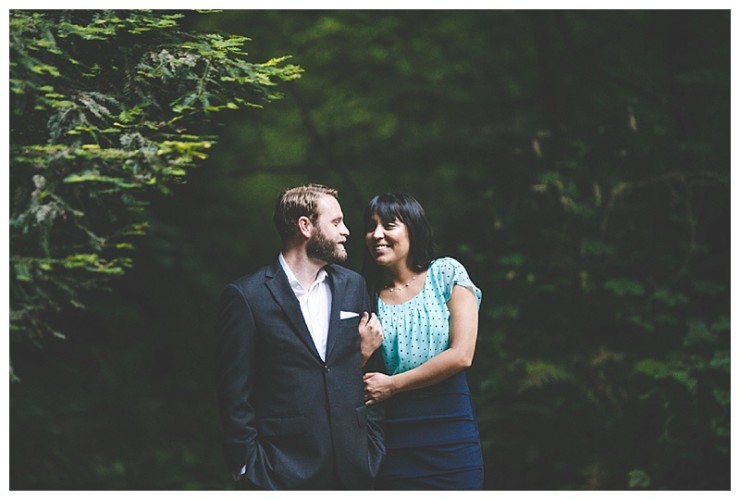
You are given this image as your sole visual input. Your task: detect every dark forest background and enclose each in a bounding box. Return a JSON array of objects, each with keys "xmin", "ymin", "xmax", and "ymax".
[{"xmin": 9, "ymin": 10, "xmax": 730, "ymax": 490}]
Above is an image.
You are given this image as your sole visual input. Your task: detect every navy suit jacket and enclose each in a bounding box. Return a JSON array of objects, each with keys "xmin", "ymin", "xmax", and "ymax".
[{"xmin": 215, "ymin": 259, "xmax": 385, "ymax": 489}]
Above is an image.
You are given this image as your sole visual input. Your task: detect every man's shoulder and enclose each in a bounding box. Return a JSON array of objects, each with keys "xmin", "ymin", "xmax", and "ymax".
[
  {"xmin": 227, "ymin": 261, "xmax": 278, "ymax": 290},
  {"xmin": 326, "ymin": 263, "xmax": 364, "ymax": 282}
]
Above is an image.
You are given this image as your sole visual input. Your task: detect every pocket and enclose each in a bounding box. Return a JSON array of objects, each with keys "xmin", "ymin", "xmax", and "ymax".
[
  {"xmin": 355, "ymin": 405, "xmax": 368, "ymax": 427},
  {"xmin": 340, "ymin": 316, "xmax": 361, "ymax": 328},
  {"xmin": 257, "ymin": 415, "xmax": 306, "ymax": 437}
]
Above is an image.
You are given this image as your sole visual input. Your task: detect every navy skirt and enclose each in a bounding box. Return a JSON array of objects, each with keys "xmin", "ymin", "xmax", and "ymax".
[{"xmin": 375, "ymin": 371, "xmax": 484, "ymax": 490}]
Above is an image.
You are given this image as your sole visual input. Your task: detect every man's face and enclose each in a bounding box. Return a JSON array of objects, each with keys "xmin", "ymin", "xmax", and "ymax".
[{"xmin": 306, "ymin": 195, "xmax": 350, "ymax": 264}]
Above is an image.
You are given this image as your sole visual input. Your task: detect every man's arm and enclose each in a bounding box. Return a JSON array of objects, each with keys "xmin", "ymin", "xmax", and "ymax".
[{"xmin": 215, "ymin": 284, "xmax": 258, "ymax": 477}]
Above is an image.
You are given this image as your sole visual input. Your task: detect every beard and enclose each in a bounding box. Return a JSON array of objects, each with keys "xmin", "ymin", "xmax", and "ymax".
[{"xmin": 307, "ymin": 226, "xmax": 347, "ymax": 264}]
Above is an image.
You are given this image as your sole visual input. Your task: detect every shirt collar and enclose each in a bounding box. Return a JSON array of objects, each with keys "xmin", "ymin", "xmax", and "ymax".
[{"xmin": 279, "ymin": 253, "xmax": 328, "ymax": 292}]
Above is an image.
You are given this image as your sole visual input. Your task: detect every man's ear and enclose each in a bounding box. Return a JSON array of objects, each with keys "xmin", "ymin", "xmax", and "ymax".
[{"xmin": 297, "ymin": 216, "xmax": 313, "ymax": 239}]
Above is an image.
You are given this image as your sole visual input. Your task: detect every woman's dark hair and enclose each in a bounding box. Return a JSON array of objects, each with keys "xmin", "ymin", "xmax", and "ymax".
[{"xmin": 362, "ymin": 192, "xmax": 434, "ymax": 295}]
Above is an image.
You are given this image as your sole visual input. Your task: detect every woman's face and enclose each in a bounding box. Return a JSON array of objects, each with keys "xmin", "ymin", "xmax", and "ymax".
[{"xmin": 365, "ymin": 213, "xmax": 411, "ymax": 269}]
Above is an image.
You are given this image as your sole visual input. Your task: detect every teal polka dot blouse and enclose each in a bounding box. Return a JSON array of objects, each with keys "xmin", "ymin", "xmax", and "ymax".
[{"xmin": 375, "ymin": 257, "xmax": 482, "ymax": 375}]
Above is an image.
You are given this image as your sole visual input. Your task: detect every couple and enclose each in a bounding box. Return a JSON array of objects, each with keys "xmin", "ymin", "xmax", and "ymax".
[{"xmin": 215, "ymin": 184, "xmax": 483, "ymax": 490}]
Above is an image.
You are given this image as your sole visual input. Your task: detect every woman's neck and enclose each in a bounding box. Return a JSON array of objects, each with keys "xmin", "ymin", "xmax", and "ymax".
[{"xmin": 383, "ymin": 264, "xmax": 417, "ymax": 288}]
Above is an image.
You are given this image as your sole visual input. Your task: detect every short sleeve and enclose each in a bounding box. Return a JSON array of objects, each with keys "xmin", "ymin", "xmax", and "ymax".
[{"xmin": 433, "ymin": 257, "xmax": 482, "ymax": 308}]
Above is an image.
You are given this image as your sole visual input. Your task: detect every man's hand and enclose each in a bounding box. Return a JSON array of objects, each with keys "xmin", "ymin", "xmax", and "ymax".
[{"xmin": 358, "ymin": 312, "xmax": 383, "ymax": 367}]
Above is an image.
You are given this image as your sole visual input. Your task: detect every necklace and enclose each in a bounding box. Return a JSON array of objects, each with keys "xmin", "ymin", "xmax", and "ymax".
[{"xmin": 385, "ymin": 274, "xmax": 417, "ymax": 293}]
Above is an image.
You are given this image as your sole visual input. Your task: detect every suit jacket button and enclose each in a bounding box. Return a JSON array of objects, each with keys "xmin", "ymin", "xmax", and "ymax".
[{"xmin": 324, "ymin": 365, "xmax": 330, "ymax": 373}]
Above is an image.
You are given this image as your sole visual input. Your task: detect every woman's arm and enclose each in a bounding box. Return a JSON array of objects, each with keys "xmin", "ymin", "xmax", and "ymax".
[
  {"xmin": 358, "ymin": 311, "xmax": 383, "ymax": 367},
  {"xmin": 364, "ymin": 284, "xmax": 479, "ymax": 404}
]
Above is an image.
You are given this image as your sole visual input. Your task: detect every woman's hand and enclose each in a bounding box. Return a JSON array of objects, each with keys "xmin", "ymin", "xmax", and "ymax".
[
  {"xmin": 358, "ymin": 312, "xmax": 383, "ymax": 367},
  {"xmin": 364, "ymin": 372, "xmax": 397, "ymax": 405},
  {"xmin": 361, "ymin": 285, "xmax": 480, "ymax": 397}
]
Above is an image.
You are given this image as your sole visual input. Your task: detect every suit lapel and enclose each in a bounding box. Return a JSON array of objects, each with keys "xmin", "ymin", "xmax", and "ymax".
[
  {"xmin": 325, "ymin": 265, "xmax": 348, "ymax": 362},
  {"xmin": 264, "ymin": 260, "xmax": 323, "ymax": 361}
]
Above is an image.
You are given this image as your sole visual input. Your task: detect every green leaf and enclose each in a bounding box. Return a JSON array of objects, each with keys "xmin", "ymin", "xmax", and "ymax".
[
  {"xmin": 692, "ymin": 280, "xmax": 727, "ymax": 295},
  {"xmin": 580, "ymin": 238, "xmax": 616, "ymax": 257},
  {"xmin": 709, "ymin": 350, "xmax": 730, "ymax": 372},
  {"xmin": 604, "ymin": 278, "xmax": 646, "ymax": 297},
  {"xmin": 683, "ymin": 320, "xmax": 717, "ymax": 347},
  {"xmin": 64, "ymin": 171, "xmax": 138, "ymax": 189},
  {"xmin": 652, "ymin": 287, "xmax": 689, "ymax": 307},
  {"xmin": 499, "ymin": 253, "xmax": 524, "ymax": 267},
  {"xmin": 628, "ymin": 469, "xmax": 651, "ymax": 489},
  {"xmin": 14, "ymin": 262, "xmax": 33, "ymax": 282},
  {"xmin": 712, "ymin": 388, "xmax": 730, "ymax": 407},
  {"xmin": 520, "ymin": 361, "xmax": 573, "ymax": 390},
  {"xmin": 633, "ymin": 358, "xmax": 697, "ymax": 391}
]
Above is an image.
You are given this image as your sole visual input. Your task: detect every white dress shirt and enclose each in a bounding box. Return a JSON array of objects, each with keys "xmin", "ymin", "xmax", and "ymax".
[{"xmin": 279, "ymin": 253, "xmax": 332, "ymax": 361}]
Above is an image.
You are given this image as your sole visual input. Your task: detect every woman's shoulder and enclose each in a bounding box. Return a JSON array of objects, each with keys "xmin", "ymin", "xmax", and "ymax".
[
  {"xmin": 427, "ymin": 256, "xmax": 469, "ymax": 286},
  {"xmin": 429, "ymin": 256, "xmax": 466, "ymax": 273},
  {"xmin": 428, "ymin": 256, "xmax": 481, "ymax": 303}
]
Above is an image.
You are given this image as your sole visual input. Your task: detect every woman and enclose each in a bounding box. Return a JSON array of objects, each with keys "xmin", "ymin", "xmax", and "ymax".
[{"xmin": 361, "ymin": 192, "xmax": 484, "ymax": 490}]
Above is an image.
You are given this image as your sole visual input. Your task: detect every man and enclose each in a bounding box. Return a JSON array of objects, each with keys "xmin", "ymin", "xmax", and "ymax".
[{"xmin": 215, "ymin": 184, "xmax": 385, "ymax": 490}]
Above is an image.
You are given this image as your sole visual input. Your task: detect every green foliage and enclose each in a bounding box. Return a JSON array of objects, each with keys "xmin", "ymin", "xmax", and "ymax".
[
  {"xmin": 203, "ymin": 10, "xmax": 726, "ymax": 489},
  {"xmin": 9, "ymin": 10, "xmax": 301, "ymax": 354},
  {"xmin": 9, "ymin": 10, "xmax": 729, "ymax": 491},
  {"xmin": 628, "ymin": 469, "xmax": 651, "ymax": 489}
]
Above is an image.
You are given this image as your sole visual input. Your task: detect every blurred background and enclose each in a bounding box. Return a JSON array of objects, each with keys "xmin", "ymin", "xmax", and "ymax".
[{"xmin": 9, "ymin": 10, "xmax": 730, "ymax": 490}]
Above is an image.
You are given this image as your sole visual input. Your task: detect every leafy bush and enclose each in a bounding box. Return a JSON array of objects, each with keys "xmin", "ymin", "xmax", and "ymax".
[{"xmin": 9, "ymin": 10, "xmax": 301, "ymax": 365}]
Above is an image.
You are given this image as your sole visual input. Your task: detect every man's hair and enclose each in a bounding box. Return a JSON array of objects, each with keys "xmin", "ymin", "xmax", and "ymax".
[{"xmin": 273, "ymin": 184, "xmax": 339, "ymax": 244}]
